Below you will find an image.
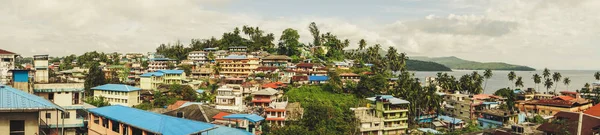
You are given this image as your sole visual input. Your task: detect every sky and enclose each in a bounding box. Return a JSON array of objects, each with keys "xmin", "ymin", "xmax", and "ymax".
[{"xmin": 2, "ymin": 0, "xmax": 600, "ymax": 70}]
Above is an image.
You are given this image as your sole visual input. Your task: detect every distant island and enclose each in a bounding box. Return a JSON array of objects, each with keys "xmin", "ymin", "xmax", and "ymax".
[
  {"xmin": 411, "ymin": 56, "xmax": 536, "ymax": 71},
  {"xmin": 406, "ymin": 59, "xmax": 452, "ymax": 71}
]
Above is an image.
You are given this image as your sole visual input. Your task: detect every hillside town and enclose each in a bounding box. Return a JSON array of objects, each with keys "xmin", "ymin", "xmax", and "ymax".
[{"xmin": 3, "ymin": 42, "xmax": 600, "ymax": 135}]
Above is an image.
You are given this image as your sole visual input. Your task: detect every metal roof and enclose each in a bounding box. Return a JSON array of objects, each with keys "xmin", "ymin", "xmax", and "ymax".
[
  {"xmin": 417, "ymin": 128, "xmax": 442, "ymax": 134},
  {"xmin": 140, "ymin": 72, "xmax": 164, "ymax": 77},
  {"xmin": 0, "ymin": 85, "xmax": 64, "ymax": 111},
  {"xmin": 222, "ymin": 114, "xmax": 265, "ymax": 123},
  {"xmin": 308, "ymin": 76, "xmax": 328, "ymax": 81},
  {"xmin": 91, "ymin": 84, "xmax": 141, "ymax": 92},
  {"xmin": 220, "ymin": 55, "xmax": 247, "ymax": 59},
  {"xmin": 89, "ymin": 105, "xmax": 251, "ymax": 135},
  {"xmin": 196, "ymin": 89, "xmax": 205, "ymax": 94},
  {"xmin": 157, "ymin": 70, "xmax": 184, "ymax": 74},
  {"xmin": 438, "ymin": 115, "xmax": 463, "ymax": 124},
  {"xmin": 365, "ymin": 95, "xmax": 410, "ymax": 105},
  {"xmin": 251, "ymin": 88, "xmax": 279, "ymax": 96}
]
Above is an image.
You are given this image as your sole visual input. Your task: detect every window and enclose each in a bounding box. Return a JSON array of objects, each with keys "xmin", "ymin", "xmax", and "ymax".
[
  {"xmin": 10, "ymin": 120, "xmax": 25, "ymax": 135},
  {"xmin": 58, "ymin": 92, "xmax": 61, "ymax": 94},
  {"xmin": 62, "ymin": 112, "xmax": 70, "ymax": 119},
  {"xmin": 46, "ymin": 113, "xmax": 52, "ymax": 119},
  {"xmin": 93, "ymin": 116, "xmax": 99, "ymax": 124},
  {"xmin": 122, "ymin": 125, "xmax": 129, "ymax": 135},
  {"xmin": 176, "ymin": 112, "xmax": 184, "ymax": 118},
  {"xmin": 112, "ymin": 121, "xmax": 120, "ymax": 132},
  {"xmin": 102, "ymin": 119, "xmax": 109, "ymax": 128}
]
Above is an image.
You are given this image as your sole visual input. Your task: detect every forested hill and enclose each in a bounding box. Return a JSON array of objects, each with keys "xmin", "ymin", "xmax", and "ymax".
[
  {"xmin": 411, "ymin": 56, "xmax": 536, "ymax": 71},
  {"xmin": 406, "ymin": 59, "xmax": 452, "ymax": 71}
]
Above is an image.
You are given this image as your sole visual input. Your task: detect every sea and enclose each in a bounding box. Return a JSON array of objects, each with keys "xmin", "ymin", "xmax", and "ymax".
[{"xmin": 411, "ymin": 70, "xmax": 599, "ymax": 94}]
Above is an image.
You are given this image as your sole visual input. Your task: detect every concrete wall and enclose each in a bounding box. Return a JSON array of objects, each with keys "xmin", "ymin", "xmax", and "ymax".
[
  {"xmin": 94, "ymin": 90, "xmax": 140, "ymax": 107},
  {"xmin": 39, "ymin": 109, "xmax": 83, "ymax": 127},
  {"xmin": 140, "ymin": 77, "xmax": 151, "ymax": 90},
  {"xmin": 0, "ymin": 112, "xmax": 40, "ymax": 135}
]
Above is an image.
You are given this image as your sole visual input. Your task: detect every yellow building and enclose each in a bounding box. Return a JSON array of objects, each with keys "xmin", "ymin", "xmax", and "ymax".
[
  {"xmin": 1, "ymin": 85, "xmax": 65, "ymax": 135},
  {"xmin": 516, "ymin": 96, "xmax": 593, "ymax": 116},
  {"xmin": 216, "ymin": 55, "xmax": 260, "ymax": 77},
  {"xmin": 34, "ymin": 83, "xmax": 86, "ymax": 135},
  {"xmin": 351, "ymin": 95, "xmax": 410, "ymax": 135},
  {"xmin": 92, "ymin": 84, "xmax": 142, "ymax": 107},
  {"xmin": 139, "ymin": 70, "xmax": 186, "ymax": 90}
]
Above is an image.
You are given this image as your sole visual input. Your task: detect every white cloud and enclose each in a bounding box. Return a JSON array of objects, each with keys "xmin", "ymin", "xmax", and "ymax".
[{"xmin": 1, "ymin": 0, "xmax": 599, "ymax": 70}]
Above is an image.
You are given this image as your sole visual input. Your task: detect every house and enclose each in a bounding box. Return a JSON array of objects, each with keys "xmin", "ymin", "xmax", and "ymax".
[
  {"xmin": 241, "ymin": 81, "xmax": 261, "ymax": 97},
  {"xmin": 537, "ymin": 111, "xmax": 600, "ymax": 135},
  {"xmin": 477, "ymin": 109, "xmax": 526, "ymax": 129},
  {"xmin": 437, "ymin": 115, "xmax": 466, "ymax": 129},
  {"xmin": 229, "ymin": 46, "xmax": 248, "ymax": 52},
  {"xmin": 163, "ymin": 104, "xmax": 225, "ymax": 123},
  {"xmin": 291, "ymin": 76, "xmax": 309, "ymax": 84},
  {"xmin": 251, "ymin": 88, "xmax": 281, "ymax": 107},
  {"xmin": 333, "ymin": 61, "xmax": 351, "ymax": 69},
  {"xmin": 354, "ymin": 95, "xmax": 410, "ymax": 135},
  {"xmin": 187, "ymin": 51, "xmax": 208, "ymax": 64},
  {"xmin": 515, "ymin": 95, "xmax": 593, "ymax": 116},
  {"xmin": 34, "ymin": 83, "xmax": 87, "ymax": 135},
  {"xmin": 166, "ymin": 100, "xmax": 189, "ymax": 111},
  {"xmin": 222, "ymin": 114, "xmax": 265, "ymax": 134},
  {"xmin": 308, "ymin": 76, "xmax": 328, "ymax": 84},
  {"xmin": 147, "ymin": 57, "xmax": 176, "ymax": 72},
  {"xmin": 294, "ymin": 63, "xmax": 327, "ymax": 76},
  {"xmin": 0, "ymin": 49, "xmax": 18, "ymax": 84},
  {"xmin": 88, "ymin": 105, "xmax": 252, "ymax": 135},
  {"xmin": 190, "ymin": 64, "xmax": 213, "ymax": 79},
  {"xmin": 442, "ymin": 92, "xmax": 476, "ymax": 120},
  {"xmin": 264, "ymin": 101, "xmax": 287, "ymax": 127},
  {"xmin": 91, "ymin": 84, "xmax": 142, "ymax": 107},
  {"xmin": 584, "ymin": 103, "xmax": 600, "ymax": 117},
  {"xmin": 215, "ymin": 87, "xmax": 245, "ymax": 112},
  {"xmin": 0, "ymin": 85, "xmax": 66, "ymax": 135},
  {"xmin": 340, "ymin": 73, "xmax": 360, "ymax": 83},
  {"xmin": 33, "ymin": 55, "xmax": 50, "ymax": 83},
  {"xmin": 139, "ymin": 70, "xmax": 186, "ymax": 90},
  {"xmin": 262, "ymin": 82, "xmax": 287, "ymax": 89},
  {"xmin": 261, "ymin": 55, "xmax": 292, "ymax": 67},
  {"xmin": 216, "ymin": 55, "xmax": 260, "ymax": 77}
]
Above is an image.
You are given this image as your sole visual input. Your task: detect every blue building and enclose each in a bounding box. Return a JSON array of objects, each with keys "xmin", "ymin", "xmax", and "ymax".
[
  {"xmin": 308, "ymin": 76, "xmax": 328, "ymax": 84},
  {"xmin": 88, "ymin": 105, "xmax": 252, "ymax": 135},
  {"xmin": 477, "ymin": 109, "xmax": 526, "ymax": 129}
]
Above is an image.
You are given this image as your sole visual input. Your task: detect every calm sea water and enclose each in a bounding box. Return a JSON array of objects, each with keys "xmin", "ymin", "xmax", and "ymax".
[{"xmin": 411, "ymin": 70, "xmax": 600, "ymax": 94}]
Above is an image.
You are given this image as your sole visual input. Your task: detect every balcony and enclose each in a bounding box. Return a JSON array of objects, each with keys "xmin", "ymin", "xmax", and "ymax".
[
  {"xmin": 383, "ymin": 116, "xmax": 408, "ymax": 121},
  {"xmin": 383, "ymin": 124, "xmax": 408, "ymax": 130}
]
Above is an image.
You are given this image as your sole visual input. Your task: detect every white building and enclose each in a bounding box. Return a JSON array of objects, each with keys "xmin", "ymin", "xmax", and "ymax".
[
  {"xmin": 215, "ymin": 87, "xmax": 245, "ymax": 112},
  {"xmin": 188, "ymin": 51, "xmax": 208, "ymax": 64},
  {"xmin": 33, "ymin": 83, "xmax": 86, "ymax": 135},
  {"xmin": 34, "ymin": 55, "xmax": 49, "ymax": 83},
  {"xmin": 0, "ymin": 49, "xmax": 18, "ymax": 84},
  {"xmin": 91, "ymin": 84, "xmax": 142, "ymax": 107}
]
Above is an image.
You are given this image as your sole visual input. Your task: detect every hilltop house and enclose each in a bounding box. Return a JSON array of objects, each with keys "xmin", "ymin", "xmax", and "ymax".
[{"xmin": 139, "ymin": 70, "xmax": 186, "ymax": 90}]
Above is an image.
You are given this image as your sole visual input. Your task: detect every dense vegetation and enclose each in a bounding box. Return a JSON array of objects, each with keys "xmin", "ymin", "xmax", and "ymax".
[
  {"xmin": 406, "ymin": 59, "xmax": 452, "ymax": 71},
  {"xmin": 412, "ymin": 56, "xmax": 535, "ymax": 71}
]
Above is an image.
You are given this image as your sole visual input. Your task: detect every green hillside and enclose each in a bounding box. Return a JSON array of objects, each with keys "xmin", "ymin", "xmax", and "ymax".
[
  {"xmin": 411, "ymin": 56, "xmax": 535, "ymax": 71},
  {"xmin": 406, "ymin": 59, "xmax": 452, "ymax": 71}
]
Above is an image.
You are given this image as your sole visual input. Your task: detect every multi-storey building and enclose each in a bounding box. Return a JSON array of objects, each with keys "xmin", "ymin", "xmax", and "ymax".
[
  {"xmin": 139, "ymin": 70, "xmax": 185, "ymax": 90},
  {"xmin": 293, "ymin": 63, "xmax": 327, "ymax": 76},
  {"xmin": 0, "ymin": 49, "xmax": 18, "ymax": 84},
  {"xmin": 33, "ymin": 55, "xmax": 49, "ymax": 83},
  {"xmin": 251, "ymin": 88, "xmax": 281, "ymax": 107},
  {"xmin": 443, "ymin": 92, "xmax": 476, "ymax": 120},
  {"xmin": 229, "ymin": 46, "xmax": 247, "ymax": 52},
  {"xmin": 340, "ymin": 73, "xmax": 360, "ymax": 83},
  {"xmin": 92, "ymin": 84, "xmax": 142, "ymax": 107},
  {"xmin": 264, "ymin": 101, "xmax": 287, "ymax": 127},
  {"xmin": 216, "ymin": 55, "xmax": 260, "ymax": 77},
  {"xmin": 476, "ymin": 109, "xmax": 525, "ymax": 129},
  {"xmin": 516, "ymin": 95, "xmax": 593, "ymax": 116},
  {"xmin": 34, "ymin": 83, "xmax": 86, "ymax": 135},
  {"xmin": 88, "ymin": 105, "xmax": 252, "ymax": 135},
  {"xmin": 188, "ymin": 51, "xmax": 208, "ymax": 64},
  {"xmin": 147, "ymin": 58, "xmax": 176, "ymax": 72},
  {"xmin": 260, "ymin": 55, "xmax": 291, "ymax": 67},
  {"xmin": 215, "ymin": 87, "xmax": 245, "ymax": 112},
  {"xmin": 351, "ymin": 95, "xmax": 410, "ymax": 135},
  {"xmin": 1, "ymin": 85, "xmax": 65, "ymax": 135}
]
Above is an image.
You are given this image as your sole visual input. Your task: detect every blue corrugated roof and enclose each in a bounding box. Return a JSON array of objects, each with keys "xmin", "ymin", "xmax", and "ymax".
[
  {"xmin": 196, "ymin": 89, "xmax": 205, "ymax": 93},
  {"xmin": 418, "ymin": 128, "xmax": 442, "ymax": 134},
  {"xmin": 308, "ymin": 76, "xmax": 328, "ymax": 81},
  {"xmin": 222, "ymin": 114, "xmax": 265, "ymax": 123},
  {"xmin": 89, "ymin": 105, "xmax": 251, "ymax": 135},
  {"xmin": 157, "ymin": 70, "xmax": 184, "ymax": 74},
  {"xmin": 0, "ymin": 85, "xmax": 64, "ymax": 111},
  {"xmin": 477, "ymin": 118, "xmax": 503, "ymax": 125},
  {"xmin": 140, "ymin": 72, "xmax": 164, "ymax": 77},
  {"xmin": 91, "ymin": 84, "xmax": 141, "ymax": 92},
  {"xmin": 438, "ymin": 115, "xmax": 463, "ymax": 124}
]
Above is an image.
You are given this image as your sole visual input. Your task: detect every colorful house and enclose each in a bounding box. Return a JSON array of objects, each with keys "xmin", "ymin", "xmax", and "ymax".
[{"xmin": 91, "ymin": 84, "xmax": 142, "ymax": 107}]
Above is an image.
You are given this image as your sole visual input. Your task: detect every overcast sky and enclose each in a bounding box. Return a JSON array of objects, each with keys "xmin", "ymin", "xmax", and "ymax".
[{"xmin": 2, "ymin": 0, "xmax": 599, "ymax": 70}]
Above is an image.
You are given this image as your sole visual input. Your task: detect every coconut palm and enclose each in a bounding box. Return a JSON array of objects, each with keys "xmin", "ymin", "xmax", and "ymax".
[
  {"xmin": 515, "ymin": 76, "xmax": 524, "ymax": 88},
  {"xmin": 544, "ymin": 78, "xmax": 553, "ymax": 94},
  {"xmin": 532, "ymin": 74, "xmax": 542, "ymax": 91},
  {"xmin": 358, "ymin": 39, "xmax": 366, "ymax": 50},
  {"xmin": 595, "ymin": 71, "xmax": 600, "ymax": 82},
  {"xmin": 563, "ymin": 77, "xmax": 571, "ymax": 91},
  {"xmin": 543, "ymin": 68, "xmax": 551, "ymax": 79},
  {"xmin": 484, "ymin": 69, "xmax": 493, "ymax": 90},
  {"xmin": 552, "ymin": 72, "xmax": 562, "ymax": 94},
  {"xmin": 508, "ymin": 71, "xmax": 516, "ymax": 86}
]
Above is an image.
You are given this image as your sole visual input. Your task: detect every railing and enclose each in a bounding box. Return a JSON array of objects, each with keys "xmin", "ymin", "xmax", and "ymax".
[{"xmin": 39, "ymin": 119, "xmax": 49, "ymax": 135}]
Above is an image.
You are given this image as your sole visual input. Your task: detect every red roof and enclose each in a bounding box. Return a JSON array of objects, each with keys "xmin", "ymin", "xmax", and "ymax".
[
  {"xmin": 252, "ymin": 99, "xmax": 272, "ymax": 103},
  {"xmin": 296, "ymin": 63, "xmax": 314, "ymax": 68},
  {"xmin": 292, "ymin": 76, "xmax": 308, "ymax": 81},
  {"xmin": 472, "ymin": 94, "xmax": 493, "ymax": 100},
  {"xmin": 560, "ymin": 91, "xmax": 578, "ymax": 95},
  {"xmin": 262, "ymin": 82, "xmax": 287, "ymax": 89},
  {"xmin": 212, "ymin": 112, "xmax": 232, "ymax": 120},
  {"xmin": 167, "ymin": 100, "xmax": 189, "ymax": 110},
  {"xmin": 0, "ymin": 49, "xmax": 16, "ymax": 54},
  {"xmin": 554, "ymin": 96, "xmax": 575, "ymax": 101},
  {"xmin": 585, "ymin": 104, "xmax": 600, "ymax": 117},
  {"xmin": 265, "ymin": 117, "xmax": 286, "ymax": 121}
]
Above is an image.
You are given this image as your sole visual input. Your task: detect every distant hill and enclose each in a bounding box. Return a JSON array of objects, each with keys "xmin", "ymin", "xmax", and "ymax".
[
  {"xmin": 406, "ymin": 59, "xmax": 452, "ymax": 71},
  {"xmin": 411, "ymin": 56, "xmax": 535, "ymax": 71}
]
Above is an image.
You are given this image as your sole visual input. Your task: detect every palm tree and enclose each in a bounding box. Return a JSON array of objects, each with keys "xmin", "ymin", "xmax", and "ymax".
[
  {"xmin": 544, "ymin": 78, "xmax": 553, "ymax": 94},
  {"xmin": 543, "ymin": 68, "xmax": 551, "ymax": 79},
  {"xmin": 358, "ymin": 39, "xmax": 366, "ymax": 50},
  {"xmin": 595, "ymin": 71, "xmax": 600, "ymax": 82},
  {"xmin": 563, "ymin": 77, "xmax": 571, "ymax": 91},
  {"xmin": 552, "ymin": 72, "xmax": 562, "ymax": 94},
  {"xmin": 508, "ymin": 71, "xmax": 516, "ymax": 87},
  {"xmin": 515, "ymin": 76, "xmax": 524, "ymax": 88},
  {"xmin": 532, "ymin": 74, "xmax": 542, "ymax": 91},
  {"xmin": 484, "ymin": 69, "xmax": 493, "ymax": 91}
]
